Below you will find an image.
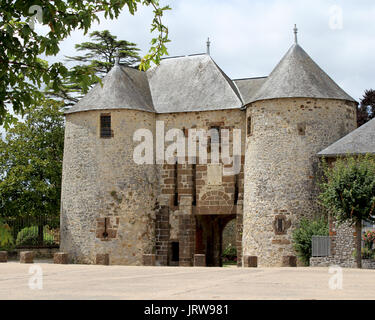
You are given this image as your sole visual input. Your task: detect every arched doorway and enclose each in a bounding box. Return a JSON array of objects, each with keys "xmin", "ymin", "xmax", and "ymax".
[{"xmin": 195, "ymin": 214, "xmax": 236, "ymax": 267}]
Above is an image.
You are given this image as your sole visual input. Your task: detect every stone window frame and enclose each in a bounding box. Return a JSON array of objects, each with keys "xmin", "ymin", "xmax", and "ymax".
[
  {"xmin": 273, "ymin": 215, "xmax": 291, "ymax": 235},
  {"xmin": 99, "ymin": 113, "xmax": 114, "ymax": 139},
  {"xmin": 297, "ymin": 122, "xmax": 306, "ymax": 136},
  {"xmin": 96, "ymin": 216, "xmax": 119, "ymax": 241}
]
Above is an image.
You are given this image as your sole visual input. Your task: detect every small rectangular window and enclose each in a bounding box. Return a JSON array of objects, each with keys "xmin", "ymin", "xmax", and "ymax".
[
  {"xmin": 247, "ymin": 116, "xmax": 252, "ymax": 136},
  {"xmin": 100, "ymin": 114, "xmax": 112, "ymax": 138}
]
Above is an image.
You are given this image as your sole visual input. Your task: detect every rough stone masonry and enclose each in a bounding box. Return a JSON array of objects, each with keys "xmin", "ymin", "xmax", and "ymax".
[{"xmin": 60, "ymin": 36, "xmax": 358, "ymax": 267}]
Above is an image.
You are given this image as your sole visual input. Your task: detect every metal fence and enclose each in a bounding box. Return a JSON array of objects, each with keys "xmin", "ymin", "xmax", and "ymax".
[
  {"xmin": 312, "ymin": 236, "xmax": 331, "ymax": 257},
  {"xmin": 4, "ymin": 215, "xmax": 60, "ymax": 248}
]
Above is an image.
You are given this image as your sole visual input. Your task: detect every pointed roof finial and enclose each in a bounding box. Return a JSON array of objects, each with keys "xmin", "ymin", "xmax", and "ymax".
[
  {"xmin": 115, "ymin": 48, "xmax": 120, "ymax": 65},
  {"xmin": 293, "ymin": 24, "xmax": 298, "ymax": 44},
  {"xmin": 206, "ymin": 37, "xmax": 211, "ymax": 55}
]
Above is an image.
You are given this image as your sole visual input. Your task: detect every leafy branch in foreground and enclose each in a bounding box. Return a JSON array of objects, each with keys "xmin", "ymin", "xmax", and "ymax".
[{"xmin": 0, "ymin": 0, "xmax": 171, "ymax": 126}]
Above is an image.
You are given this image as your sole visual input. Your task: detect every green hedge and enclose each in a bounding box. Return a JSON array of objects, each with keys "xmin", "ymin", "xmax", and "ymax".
[
  {"xmin": 16, "ymin": 226, "xmax": 57, "ymax": 247},
  {"xmin": 292, "ymin": 217, "xmax": 329, "ymax": 266}
]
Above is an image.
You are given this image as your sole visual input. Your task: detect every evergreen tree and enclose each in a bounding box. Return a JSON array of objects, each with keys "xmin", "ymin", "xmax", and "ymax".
[
  {"xmin": 46, "ymin": 30, "xmax": 141, "ymax": 106},
  {"xmin": 358, "ymin": 89, "xmax": 375, "ymax": 127}
]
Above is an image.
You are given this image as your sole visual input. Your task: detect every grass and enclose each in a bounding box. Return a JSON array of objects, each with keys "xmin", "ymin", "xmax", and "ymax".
[{"xmin": 223, "ymin": 261, "xmax": 237, "ymax": 267}]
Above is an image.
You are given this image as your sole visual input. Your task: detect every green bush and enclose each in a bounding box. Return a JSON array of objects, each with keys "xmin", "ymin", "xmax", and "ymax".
[
  {"xmin": 222, "ymin": 243, "xmax": 237, "ymax": 262},
  {"xmin": 16, "ymin": 226, "xmax": 57, "ymax": 247},
  {"xmin": 292, "ymin": 217, "xmax": 329, "ymax": 266},
  {"xmin": 0, "ymin": 219, "xmax": 14, "ymax": 250},
  {"xmin": 353, "ymin": 248, "xmax": 375, "ymax": 260}
]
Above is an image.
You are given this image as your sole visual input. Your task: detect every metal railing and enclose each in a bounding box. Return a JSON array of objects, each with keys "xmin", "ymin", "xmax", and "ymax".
[
  {"xmin": 312, "ymin": 236, "xmax": 330, "ymax": 257},
  {"xmin": 4, "ymin": 215, "xmax": 60, "ymax": 248}
]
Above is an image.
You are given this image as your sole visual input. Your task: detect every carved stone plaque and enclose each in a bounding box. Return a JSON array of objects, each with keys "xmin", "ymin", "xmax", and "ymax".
[{"xmin": 207, "ymin": 164, "xmax": 222, "ymax": 186}]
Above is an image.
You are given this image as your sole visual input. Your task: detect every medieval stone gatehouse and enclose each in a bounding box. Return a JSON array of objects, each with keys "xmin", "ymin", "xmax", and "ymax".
[{"xmin": 60, "ymin": 31, "xmax": 358, "ymax": 267}]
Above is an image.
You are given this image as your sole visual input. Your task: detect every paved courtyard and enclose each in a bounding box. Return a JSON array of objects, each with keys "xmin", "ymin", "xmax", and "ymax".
[{"xmin": 0, "ymin": 261, "xmax": 374, "ymax": 300}]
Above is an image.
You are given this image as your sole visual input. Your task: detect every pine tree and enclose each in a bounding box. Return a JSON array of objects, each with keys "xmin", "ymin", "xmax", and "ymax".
[
  {"xmin": 358, "ymin": 89, "xmax": 375, "ymax": 127},
  {"xmin": 46, "ymin": 30, "xmax": 141, "ymax": 106}
]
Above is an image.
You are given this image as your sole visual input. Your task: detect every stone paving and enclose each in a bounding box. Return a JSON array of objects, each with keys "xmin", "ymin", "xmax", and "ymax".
[{"xmin": 0, "ymin": 261, "xmax": 374, "ymax": 300}]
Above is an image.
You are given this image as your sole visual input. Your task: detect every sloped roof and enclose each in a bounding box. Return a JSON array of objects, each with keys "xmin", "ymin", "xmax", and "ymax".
[
  {"xmin": 250, "ymin": 44, "xmax": 356, "ymax": 103},
  {"xmin": 318, "ymin": 118, "xmax": 375, "ymax": 157},
  {"xmin": 147, "ymin": 54, "xmax": 243, "ymax": 113},
  {"xmin": 65, "ymin": 65, "xmax": 155, "ymax": 114},
  {"xmin": 234, "ymin": 77, "xmax": 267, "ymax": 105}
]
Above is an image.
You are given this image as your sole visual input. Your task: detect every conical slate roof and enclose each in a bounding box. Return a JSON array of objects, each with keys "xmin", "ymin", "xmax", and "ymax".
[
  {"xmin": 250, "ymin": 44, "xmax": 356, "ymax": 103},
  {"xmin": 65, "ymin": 65, "xmax": 155, "ymax": 114},
  {"xmin": 318, "ymin": 118, "xmax": 375, "ymax": 157},
  {"xmin": 147, "ymin": 54, "xmax": 243, "ymax": 113}
]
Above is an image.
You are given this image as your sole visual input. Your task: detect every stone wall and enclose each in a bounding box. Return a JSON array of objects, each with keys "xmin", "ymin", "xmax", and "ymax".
[
  {"xmin": 310, "ymin": 220, "xmax": 357, "ymax": 268},
  {"xmin": 156, "ymin": 109, "xmax": 246, "ymax": 266},
  {"xmin": 310, "ymin": 257, "xmax": 375, "ymax": 269},
  {"xmin": 330, "ymin": 220, "xmax": 356, "ymax": 262},
  {"xmin": 243, "ymin": 98, "xmax": 357, "ymax": 267},
  {"xmin": 61, "ymin": 109, "xmax": 157, "ymax": 265}
]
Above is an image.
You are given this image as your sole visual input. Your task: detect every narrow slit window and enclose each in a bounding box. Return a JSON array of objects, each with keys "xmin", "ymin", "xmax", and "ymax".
[
  {"xmin": 247, "ymin": 116, "xmax": 252, "ymax": 136},
  {"xmin": 277, "ymin": 218, "xmax": 284, "ymax": 233},
  {"xmin": 234, "ymin": 174, "xmax": 239, "ymax": 205},
  {"xmin": 100, "ymin": 114, "xmax": 112, "ymax": 138},
  {"xmin": 174, "ymin": 161, "xmax": 179, "ymax": 207}
]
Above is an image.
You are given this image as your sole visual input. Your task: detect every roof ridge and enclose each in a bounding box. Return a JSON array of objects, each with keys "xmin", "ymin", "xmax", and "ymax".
[
  {"xmin": 233, "ymin": 76, "xmax": 268, "ymax": 81},
  {"xmin": 210, "ymin": 58, "xmax": 244, "ymax": 105}
]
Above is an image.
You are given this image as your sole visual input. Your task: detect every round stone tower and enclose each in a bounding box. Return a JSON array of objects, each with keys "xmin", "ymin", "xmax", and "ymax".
[
  {"xmin": 242, "ymin": 42, "xmax": 358, "ymax": 267},
  {"xmin": 60, "ymin": 63, "xmax": 157, "ymax": 265}
]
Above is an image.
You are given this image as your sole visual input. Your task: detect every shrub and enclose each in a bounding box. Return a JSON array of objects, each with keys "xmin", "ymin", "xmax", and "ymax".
[
  {"xmin": 363, "ymin": 231, "xmax": 375, "ymax": 250},
  {"xmin": 292, "ymin": 217, "xmax": 329, "ymax": 266},
  {"xmin": 353, "ymin": 248, "xmax": 375, "ymax": 260},
  {"xmin": 222, "ymin": 243, "xmax": 237, "ymax": 262},
  {"xmin": 16, "ymin": 226, "xmax": 57, "ymax": 247},
  {"xmin": 0, "ymin": 219, "xmax": 14, "ymax": 250}
]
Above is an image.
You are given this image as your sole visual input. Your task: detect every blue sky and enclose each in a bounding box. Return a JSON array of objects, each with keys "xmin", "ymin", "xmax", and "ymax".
[{"xmin": 31, "ymin": 0, "xmax": 375, "ymax": 102}]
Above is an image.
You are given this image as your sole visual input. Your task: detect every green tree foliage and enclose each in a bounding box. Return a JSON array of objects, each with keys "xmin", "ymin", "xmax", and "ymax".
[
  {"xmin": 292, "ymin": 217, "xmax": 329, "ymax": 266},
  {"xmin": 318, "ymin": 156, "xmax": 375, "ymax": 268},
  {"xmin": 68, "ymin": 30, "xmax": 141, "ymax": 74},
  {"xmin": 47, "ymin": 30, "xmax": 141, "ymax": 106},
  {"xmin": 0, "ymin": 0, "xmax": 170, "ymax": 127},
  {"xmin": 0, "ymin": 218, "xmax": 14, "ymax": 249},
  {"xmin": 358, "ymin": 89, "xmax": 375, "ymax": 127},
  {"xmin": 0, "ymin": 100, "xmax": 64, "ymax": 219}
]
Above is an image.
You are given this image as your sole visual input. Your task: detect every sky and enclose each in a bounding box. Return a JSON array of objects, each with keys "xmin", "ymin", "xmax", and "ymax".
[{"xmin": 35, "ymin": 0, "xmax": 375, "ymax": 103}]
